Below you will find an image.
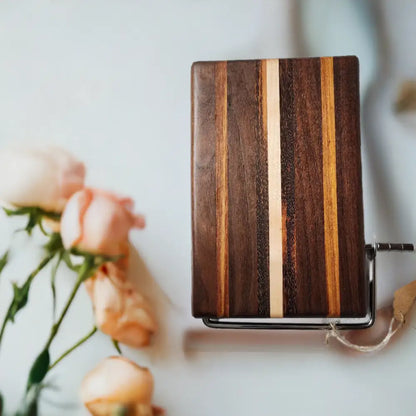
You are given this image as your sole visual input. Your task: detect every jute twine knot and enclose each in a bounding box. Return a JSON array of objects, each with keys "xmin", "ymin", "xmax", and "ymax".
[{"xmin": 325, "ymin": 277, "xmax": 416, "ymax": 353}]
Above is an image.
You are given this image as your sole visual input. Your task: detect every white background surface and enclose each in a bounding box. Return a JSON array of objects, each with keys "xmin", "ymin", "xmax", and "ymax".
[{"xmin": 0, "ymin": 1, "xmax": 416, "ymax": 415}]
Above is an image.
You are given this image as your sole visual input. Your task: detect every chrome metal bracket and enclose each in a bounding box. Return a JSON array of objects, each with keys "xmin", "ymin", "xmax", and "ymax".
[{"xmin": 202, "ymin": 242, "xmax": 414, "ymax": 330}]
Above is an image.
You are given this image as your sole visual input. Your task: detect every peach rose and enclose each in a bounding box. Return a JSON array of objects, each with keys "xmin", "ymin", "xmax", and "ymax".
[
  {"xmin": 60, "ymin": 188, "xmax": 145, "ymax": 256},
  {"xmin": 0, "ymin": 145, "xmax": 85, "ymax": 212},
  {"xmin": 81, "ymin": 356, "xmax": 164, "ymax": 416},
  {"xmin": 85, "ymin": 266, "xmax": 157, "ymax": 348}
]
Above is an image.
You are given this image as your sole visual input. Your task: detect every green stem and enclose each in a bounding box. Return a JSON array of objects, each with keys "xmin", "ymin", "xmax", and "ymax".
[
  {"xmin": 0, "ymin": 250, "xmax": 8, "ymax": 275},
  {"xmin": 51, "ymin": 251, "xmax": 64, "ymax": 318},
  {"xmin": 48, "ymin": 326, "xmax": 97, "ymax": 371},
  {"xmin": 43, "ymin": 256, "xmax": 94, "ymax": 351},
  {"xmin": 0, "ymin": 253, "xmax": 55, "ymax": 347},
  {"xmin": 23, "ymin": 255, "xmax": 96, "ymax": 402}
]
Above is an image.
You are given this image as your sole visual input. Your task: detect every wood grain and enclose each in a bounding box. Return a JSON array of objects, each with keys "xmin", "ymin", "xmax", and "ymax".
[
  {"xmin": 227, "ymin": 60, "xmax": 261, "ymax": 317},
  {"xmin": 215, "ymin": 61, "xmax": 229, "ymax": 317},
  {"xmin": 293, "ymin": 58, "xmax": 328, "ymax": 316},
  {"xmin": 191, "ymin": 62, "xmax": 218, "ymax": 317},
  {"xmin": 321, "ymin": 57, "xmax": 341, "ymax": 317},
  {"xmin": 257, "ymin": 60, "xmax": 270, "ymax": 317},
  {"xmin": 192, "ymin": 56, "xmax": 367, "ymax": 319},
  {"xmin": 279, "ymin": 59, "xmax": 297, "ymax": 316},
  {"xmin": 333, "ymin": 56, "xmax": 366, "ymax": 317},
  {"xmin": 265, "ymin": 59, "xmax": 283, "ymax": 318}
]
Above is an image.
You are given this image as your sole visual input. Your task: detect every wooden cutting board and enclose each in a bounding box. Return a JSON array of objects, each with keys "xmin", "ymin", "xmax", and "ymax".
[{"xmin": 191, "ymin": 56, "xmax": 367, "ymax": 319}]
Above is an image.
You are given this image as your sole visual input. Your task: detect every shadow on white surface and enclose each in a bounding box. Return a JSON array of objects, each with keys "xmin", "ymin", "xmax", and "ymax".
[
  {"xmin": 183, "ymin": 327, "xmax": 326, "ymax": 354},
  {"xmin": 183, "ymin": 306, "xmax": 412, "ymax": 358},
  {"xmin": 127, "ymin": 245, "xmax": 180, "ymax": 362}
]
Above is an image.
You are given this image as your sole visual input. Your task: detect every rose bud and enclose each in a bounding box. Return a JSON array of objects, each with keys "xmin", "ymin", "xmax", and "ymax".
[
  {"xmin": 60, "ymin": 188, "xmax": 145, "ymax": 256},
  {"xmin": 81, "ymin": 356, "xmax": 163, "ymax": 416},
  {"xmin": 0, "ymin": 145, "xmax": 85, "ymax": 212},
  {"xmin": 85, "ymin": 267, "xmax": 157, "ymax": 348}
]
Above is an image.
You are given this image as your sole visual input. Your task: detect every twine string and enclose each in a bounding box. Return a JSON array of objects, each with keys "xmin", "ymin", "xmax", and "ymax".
[{"xmin": 325, "ymin": 316, "xmax": 403, "ymax": 353}]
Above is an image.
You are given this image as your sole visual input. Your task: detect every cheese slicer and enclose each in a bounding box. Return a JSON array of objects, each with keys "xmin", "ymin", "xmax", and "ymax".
[{"xmin": 191, "ymin": 56, "xmax": 414, "ymax": 330}]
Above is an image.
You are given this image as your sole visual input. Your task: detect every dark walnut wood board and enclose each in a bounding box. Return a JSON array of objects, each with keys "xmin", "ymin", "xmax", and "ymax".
[{"xmin": 191, "ymin": 56, "xmax": 367, "ymax": 319}]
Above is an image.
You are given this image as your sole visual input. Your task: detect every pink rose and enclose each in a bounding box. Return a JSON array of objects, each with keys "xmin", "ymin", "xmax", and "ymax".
[
  {"xmin": 60, "ymin": 188, "xmax": 145, "ymax": 256},
  {"xmin": 0, "ymin": 145, "xmax": 85, "ymax": 212},
  {"xmin": 81, "ymin": 356, "xmax": 164, "ymax": 416},
  {"xmin": 85, "ymin": 265, "xmax": 157, "ymax": 348}
]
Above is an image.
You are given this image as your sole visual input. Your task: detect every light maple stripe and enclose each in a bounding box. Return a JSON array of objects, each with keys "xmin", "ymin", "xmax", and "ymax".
[
  {"xmin": 320, "ymin": 57, "xmax": 341, "ymax": 316},
  {"xmin": 265, "ymin": 59, "xmax": 284, "ymax": 318},
  {"xmin": 215, "ymin": 61, "xmax": 229, "ymax": 317}
]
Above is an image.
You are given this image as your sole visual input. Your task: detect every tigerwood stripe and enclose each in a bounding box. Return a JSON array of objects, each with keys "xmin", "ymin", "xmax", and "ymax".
[
  {"xmin": 256, "ymin": 60, "xmax": 270, "ymax": 317},
  {"xmin": 215, "ymin": 61, "xmax": 229, "ymax": 317},
  {"xmin": 279, "ymin": 60, "xmax": 297, "ymax": 316},
  {"xmin": 264, "ymin": 59, "xmax": 284, "ymax": 318},
  {"xmin": 320, "ymin": 57, "xmax": 341, "ymax": 316}
]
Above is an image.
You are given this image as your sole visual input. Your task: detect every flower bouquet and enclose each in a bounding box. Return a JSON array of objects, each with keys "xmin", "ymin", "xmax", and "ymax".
[{"xmin": 0, "ymin": 146, "xmax": 163, "ymax": 416}]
